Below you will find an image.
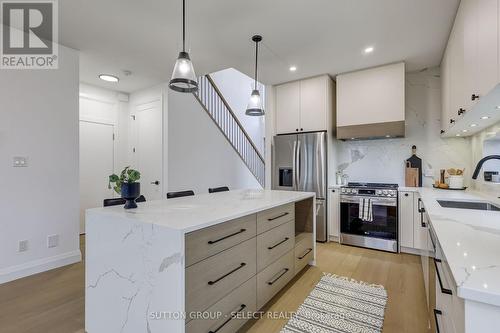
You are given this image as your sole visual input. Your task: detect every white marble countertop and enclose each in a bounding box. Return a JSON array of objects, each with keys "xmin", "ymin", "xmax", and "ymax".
[
  {"xmin": 86, "ymin": 189, "xmax": 315, "ymax": 234},
  {"xmin": 417, "ymin": 187, "xmax": 500, "ymax": 306}
]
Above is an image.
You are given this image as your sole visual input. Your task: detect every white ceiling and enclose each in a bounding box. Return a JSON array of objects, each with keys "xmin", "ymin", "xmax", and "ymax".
[{"xmin": 60, "ymin": 0, "xmax": 460, "ymax": 93}]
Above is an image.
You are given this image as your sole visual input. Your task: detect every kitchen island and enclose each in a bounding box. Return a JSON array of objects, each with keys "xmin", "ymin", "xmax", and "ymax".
[{"xmin": 85, "ymin": 189, "xmax": 316, "ymax": 333}]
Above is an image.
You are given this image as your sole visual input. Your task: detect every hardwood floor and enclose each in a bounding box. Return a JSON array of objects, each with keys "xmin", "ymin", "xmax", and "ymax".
[{"xmin": 0, "ymin": 236, "xmax": 429, "ymax": 333}]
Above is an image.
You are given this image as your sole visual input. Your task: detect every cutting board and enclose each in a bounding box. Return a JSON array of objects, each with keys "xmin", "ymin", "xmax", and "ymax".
[
  {"xmin": 406, "ymin": 145, "xmax": 422, "ymax": 187},
  {"xmin": 405, "ymin": 161, "xmax": 419, "ymax": 187}
]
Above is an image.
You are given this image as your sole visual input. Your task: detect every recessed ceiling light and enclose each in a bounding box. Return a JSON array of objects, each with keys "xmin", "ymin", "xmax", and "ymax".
[
  {"xmin": 385, "ymin": 135, "xmax": 391, "ymax": 138},
  {"xmin": 496, "ymin": 106, "xmax": 500, "ymax": 109},
  {"xmin": 99, "ymin": 74, "xmax": 119, "ymax": 82},
  {"xmin": 456, "ymin": 134, "xmax": 461, "ymax": 137},
  {"xmin": 462, "ymin": 129, "xmax": 468, "ymax": 133},
  {"xmin": 364, "ymin": 46, "xmax": 374, "ymax": 54},
  {"xmin": 470, "ymin": 124, "xmax": 478, "ymax": 127},
  {"xmin": 289, "ymin": 66, "xmax": 297, "ymax": 72},
  {"xmin": 480, "ymin": 116, "xmax": 490, "ymax": 120}
]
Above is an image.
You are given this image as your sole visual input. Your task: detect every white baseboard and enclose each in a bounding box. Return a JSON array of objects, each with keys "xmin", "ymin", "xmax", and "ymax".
[{"xmin": 0, "ymin": 250, "xmax": 82, "ymax": 284}]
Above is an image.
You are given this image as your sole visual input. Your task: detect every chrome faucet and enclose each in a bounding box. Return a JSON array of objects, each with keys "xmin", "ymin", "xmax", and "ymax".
[{"xmin": 472, "ymin": 155, "xmax": 500, "ymax": 179}]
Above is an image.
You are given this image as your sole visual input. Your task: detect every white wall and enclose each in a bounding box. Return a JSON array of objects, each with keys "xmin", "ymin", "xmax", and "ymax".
[
  {"xmin": 471, "ymin": 122, "xmax": 500, "ymax": 196},
  {"xmin": 210, "ymin": 68, "xmax": 265, "ymax": 155},
  {"xmin": 333, "ymin": 68, "xmax": 472, "ymax": 187},
  {"xmin": 167, "ymin": 90, "xmax": 261, "ymax": 195},
  {"xmin": 0, "ymin": 46, "xmax": 81, "ymax": 283}
]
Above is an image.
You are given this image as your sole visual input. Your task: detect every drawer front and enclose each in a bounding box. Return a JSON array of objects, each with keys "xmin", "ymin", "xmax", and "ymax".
[
  {"xmin": 257, "ymin": 203, "xmax": 295, "ymax": 234},
  {"xmin": 186, "ymin": 214, "xmax": 256, "ymax": 267},
  {"xmin": 186, "ymin": 238, "xmax": 256, "ymax": 314},
  {"xmin": 186, "ymin": 277, "xmax": 256, "ymax": 333},
  {"xmin": 257, "ymin": 250, "xmax": 294, "ymax": 309},
  {"xmin": 257, "ymin": 220, "xmax": 295, "ymax": 272},
  {"xmin": 294, "ymin": 235, "xmax": 314, "ymax": 273}
]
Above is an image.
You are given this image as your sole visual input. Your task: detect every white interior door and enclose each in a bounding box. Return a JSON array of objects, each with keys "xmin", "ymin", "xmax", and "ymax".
[
  {"xmin": 79, "ymin": 121, "xmax": 114, "ymax": 233},
  {"xmin": 133, "ymin": 99, "xmax": 163, "ymax": 201}
]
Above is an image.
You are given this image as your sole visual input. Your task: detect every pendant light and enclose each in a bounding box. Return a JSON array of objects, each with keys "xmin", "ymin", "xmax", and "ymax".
[
  {"xmin": 246, "ymin": 35, "xmax": 264, "ymax": 116},
  {"xmin": 169, "ymin": 0, "xmax": 198, "ymax": 93}
]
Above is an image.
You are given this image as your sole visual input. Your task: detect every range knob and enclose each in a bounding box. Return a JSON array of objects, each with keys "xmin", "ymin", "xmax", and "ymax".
[
  {"xmin": 376, "ymin": 190, "xmax": 382, "ymax": 195},
  {"xmin": 382, "ymin": 190, "xmax": 388, "ymax": 195}
]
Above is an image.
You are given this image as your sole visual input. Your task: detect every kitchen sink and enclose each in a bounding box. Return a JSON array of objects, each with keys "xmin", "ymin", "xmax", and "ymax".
[{"xmin": 437, "ymin": 200, "xmax": 500, "ymax": 211}]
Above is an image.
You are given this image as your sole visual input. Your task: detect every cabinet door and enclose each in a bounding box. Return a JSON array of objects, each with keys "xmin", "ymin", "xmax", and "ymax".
[
  {"xmin": 328, "ymin": 189, "xmax": 340, "ymax": 239},
  {"xmin": 398, "ymin": 192, "xmax": 414, "ymax": 248},
  {"xmin": 450, "ymin": 3, "xmax": 466, "ymax": 127},
  {"xmin": 299, "ymin": 76, "xmax": 328, "ymax": 132},
  {"xmin": 413, "ymin": 196, "xmax": 428, "ymax": 250},
  {"xmin": 276, "ymin": 81, "xmax": 300, "ymax": 134},
  {"xmin": 463, "ymin": 0, "xmax": 478, "ymax": 110},
  {"xmin": 476, "ymin": 0, "xmax": 498, "ymax": 97},
  {"xmin": 441, "ymin": 47, "xmax": 451, "ymax": 132}
]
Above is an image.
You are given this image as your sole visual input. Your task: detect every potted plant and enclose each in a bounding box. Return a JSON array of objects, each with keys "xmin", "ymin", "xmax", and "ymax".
[{"xmin": 108, "ymin": 167, "xmax": 141, "ymax": 209}]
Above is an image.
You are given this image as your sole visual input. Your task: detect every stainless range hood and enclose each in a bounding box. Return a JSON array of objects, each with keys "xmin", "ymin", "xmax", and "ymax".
[
  {"xmin": 337, "ymin": 120, "xmax": 405, "ymax": 140},
  {"xmin": 336, "ymin": 62, "xmax": 405, "ymax": 140}
]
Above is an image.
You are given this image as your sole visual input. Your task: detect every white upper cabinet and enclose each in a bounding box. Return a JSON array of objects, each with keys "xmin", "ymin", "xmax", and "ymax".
[
  {"xmin": 336, "ymin": 62, "xmax": 405, "ymax": 139},
  {"xmin": 441, "ymin": 0, "xmax": 499, "ymax": 136},
  {"xmin": 276, "ymin": 81, "xmax": 300, "ymax": 134},
  {"xmin": 275, "ymin": 75, "xmax": 334, "ymax": 135}
]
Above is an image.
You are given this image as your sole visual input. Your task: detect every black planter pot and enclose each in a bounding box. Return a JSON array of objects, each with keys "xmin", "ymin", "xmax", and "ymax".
[{"xmin": 121, "ymin": 182, "xmax": 140, "ymax": 209}]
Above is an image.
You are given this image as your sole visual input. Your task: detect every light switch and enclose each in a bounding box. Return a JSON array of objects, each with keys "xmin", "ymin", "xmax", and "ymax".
[{"xmin": 13, "ymin": 156, "xmax": 28, "ymax": 167}]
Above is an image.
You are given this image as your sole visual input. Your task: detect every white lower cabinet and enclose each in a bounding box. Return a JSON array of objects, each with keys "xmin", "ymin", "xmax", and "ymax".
[
  {"xmin": 328, "ymin": 188, "xmax": 340, "ymax": 240},
  {"xmin": 399, "ymin": 191, "xmax": 428, "ymax": 252}
]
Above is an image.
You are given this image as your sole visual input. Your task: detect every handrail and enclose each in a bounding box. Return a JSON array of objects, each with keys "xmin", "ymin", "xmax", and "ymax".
[
  {"xmin": 192, "ymin": 74, "xmax": 265, "ymax": 187},
  {"xmin": 205, "ymin": 74, "xmax": 265, "ymax": 163}
]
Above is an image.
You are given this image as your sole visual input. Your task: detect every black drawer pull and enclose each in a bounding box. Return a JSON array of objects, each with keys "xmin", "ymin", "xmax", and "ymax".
[
  {"xmin": 434, "ymin": 259, "xmax": 453, "ymax": 295},
  {"xmin": 208, "ymin": 229, "xmax": 246, "ymax": 244},
  {"xmin": 208, "ymin": 263, "xmax": 246, "ymax": 286},
  {"xmin": 267, "ymin": 212, "xmax": 289, "ymax": 221},
  {"xmin": 298, "ymin": 248, "xmax": 313, "ymax": 260},
  {"xmin": 208, "ymin": 304, "xmax": 247, "ymax": 333},
  {"xmin": 434, "ymin": 309, "xmax": 442, "ymax": 333},
  {"xmin": 267, "ymin": 268, "xmax": 289, "ymax": 285},
  {"xmin": 268, "ymin": 237, "xmax": 290, "ymax": 250}
]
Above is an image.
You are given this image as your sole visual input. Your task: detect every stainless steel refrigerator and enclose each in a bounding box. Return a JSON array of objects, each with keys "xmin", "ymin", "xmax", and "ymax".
[{"xmin": 272, "ymin": 132, "xmax": 327, "ymax": 242}]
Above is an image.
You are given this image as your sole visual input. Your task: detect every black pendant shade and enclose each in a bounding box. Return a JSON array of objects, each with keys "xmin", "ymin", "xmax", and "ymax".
[
  {"xmin": 169, "ymin": 0, "xmax": 198, "ymax": 93},
  {"xmin": 246, "ymin": 35, "xmax": 264, "ymax": 116}
]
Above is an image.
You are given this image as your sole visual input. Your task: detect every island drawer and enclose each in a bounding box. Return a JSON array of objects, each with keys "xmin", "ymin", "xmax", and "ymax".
[
  {"xmin": 185, "ymin": 213, "xmax": 257, "ymax": 267},
  {"xmin": 257, "ymin": 203, "xmax": 295, "ymax": 234},
  {"xmin": 294, "ymin": 234, "xmax": 314, "ymax": 273},
  {"xmin": 185, "ymin": 276, "xmax": 256, "ymax": 333},
  {"xmin": 186, "ymin": 237, "xmax": 257, "ymax": 314},
  {"xmin": 256, "ymin": 250, "xmax": 294, "ymax": 309},
  {"xmin": 257, "ymin": 220, "xmax": 295, "ymax": 272}
]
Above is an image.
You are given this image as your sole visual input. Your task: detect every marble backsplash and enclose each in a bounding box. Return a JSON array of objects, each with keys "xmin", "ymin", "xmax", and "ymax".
[{"xmin": 333, "ymin": 67, "xmax": 472, "ymax": 187}]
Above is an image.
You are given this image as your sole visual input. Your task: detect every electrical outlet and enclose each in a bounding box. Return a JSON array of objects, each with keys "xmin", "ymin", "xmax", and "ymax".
[
  {"xmin": 18, "ymin": 240, "xmax": 28, "ymax": 252},
  {"xmin": 47, "ymin": 234, "xmax": 59, "ymax": 248},
  {"xmin": 13, "ymin": 156, "xmax": 28, "ymax": 167}
]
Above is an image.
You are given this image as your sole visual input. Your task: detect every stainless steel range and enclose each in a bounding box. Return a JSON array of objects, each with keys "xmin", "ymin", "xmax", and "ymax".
[{"xmin": 340, "ymin": 182, "xmax": 399, "ymax": 252}]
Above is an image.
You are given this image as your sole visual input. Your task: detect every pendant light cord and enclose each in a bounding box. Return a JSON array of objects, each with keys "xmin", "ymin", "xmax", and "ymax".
[
  {"xmin": 182, "ymin": 0, "xmax": 186, "ymax": 52},
  {"xmin": 254, "ymin": 40, "xmax": 258, "ymax": 90}
]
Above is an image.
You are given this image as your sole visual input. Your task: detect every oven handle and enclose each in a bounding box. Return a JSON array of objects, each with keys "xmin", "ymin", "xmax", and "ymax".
[{"xmin": 340, "ymin": 196, "xmax": 397, "ymax": 207}]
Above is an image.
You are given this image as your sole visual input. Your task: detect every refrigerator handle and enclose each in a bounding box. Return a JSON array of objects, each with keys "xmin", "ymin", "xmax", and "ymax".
[
  {"xmin": 292, "ymin": 140, "xmax": 297, "ymax": 190},
  {"xmin": 296, "ymin": 140, "xmax": 301, "ymax": 189}
]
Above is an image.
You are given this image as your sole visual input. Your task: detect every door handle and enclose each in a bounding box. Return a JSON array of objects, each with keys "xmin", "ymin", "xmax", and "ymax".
[{"xmin": 151, "ymin": 180, "xmax": 160, "ymax": 185}]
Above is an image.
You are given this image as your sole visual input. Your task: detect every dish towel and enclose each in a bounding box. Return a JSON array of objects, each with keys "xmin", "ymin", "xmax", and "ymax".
[{"xmin": 359, "ymin": 197, "xmax": 373, "ymax": 222}]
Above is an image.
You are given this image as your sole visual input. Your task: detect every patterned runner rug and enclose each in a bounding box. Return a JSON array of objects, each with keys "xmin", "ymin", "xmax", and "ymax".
[{"xmin": 281, "ymin": 274, "xmax": 388, "ymax": 333}]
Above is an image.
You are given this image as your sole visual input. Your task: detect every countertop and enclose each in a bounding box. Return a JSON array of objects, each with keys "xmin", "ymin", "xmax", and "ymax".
[
  {"xmin": 86, "ymin": 189, "xmax": 315, "ymax": 234},
  {"xmin": 417, "ymin": 187, "xmax": 500, "ymax": 306}
]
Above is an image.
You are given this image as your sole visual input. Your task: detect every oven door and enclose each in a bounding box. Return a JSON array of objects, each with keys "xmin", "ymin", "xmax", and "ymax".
[{"xmin": 340, "ymin": 195, "xmax": 398, "ymax": 240}]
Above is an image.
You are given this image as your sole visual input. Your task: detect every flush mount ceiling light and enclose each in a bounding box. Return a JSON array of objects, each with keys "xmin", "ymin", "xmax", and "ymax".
[
  {"xmin": 289, "ymin": 66, "xmax": 297, "ymax": 72},
  {"xmin": 169, "ymin": 0, "xmax": 198, "ymax": 93},
  {"xmin": 470, "ymin": 124, "xmax": 478, "ymax": 127},
  {"xmin": 99, "ymin": 74, "xmax": 119, "ymax": 83},
  {"xmin": 246, "ymin": 35, "xmax": 264, "ymax": 116},
  {"xmin": 364, "ymin": 46, "xmax": 374, "ymax": 54},
  {"xmin": 481, "ymin": 116, "xmax": 490, "ymax": 120}
]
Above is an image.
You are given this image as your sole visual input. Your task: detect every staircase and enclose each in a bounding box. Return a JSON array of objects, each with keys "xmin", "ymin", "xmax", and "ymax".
[{"xmin": 193, "ymin": 74, "xmax": 265, "ymax": 187}]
